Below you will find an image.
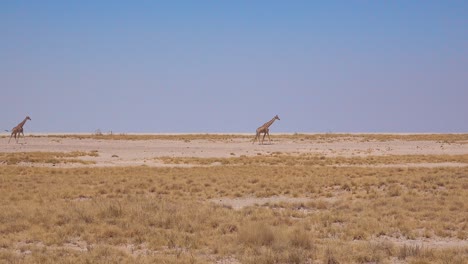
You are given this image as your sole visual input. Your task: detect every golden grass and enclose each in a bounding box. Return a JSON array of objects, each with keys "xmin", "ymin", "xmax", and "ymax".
[
  {"xmin": 158, "ymin": 153, "xmax": 468, "ymax": 166},
  {"xmin": 0, "ymin": 151, "xmax": 98, "ymax": 165},
  {"xmin": 37, "ymin": 134, "xmax": 251, "ymax": 141},
  {"xmin": 282, "ymin": 133, "xmax": 468, "ymax": 143},
  {"xmin": 0, "ymin": 161, "xmax": 467, "ymax": 263}
]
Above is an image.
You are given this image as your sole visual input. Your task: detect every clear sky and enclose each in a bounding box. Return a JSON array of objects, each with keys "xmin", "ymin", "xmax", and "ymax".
[{"xmin": 1, "ymin": 1, "xmax": 467, "ymax": 133}]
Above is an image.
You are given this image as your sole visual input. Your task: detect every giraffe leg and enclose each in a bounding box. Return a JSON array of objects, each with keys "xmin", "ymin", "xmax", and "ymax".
[
  {"xmin": 253, "ymin": 131, "xmax": 262, "ymax": 144},
  {"xmin": 267, "ymin": 131, "xmax": 271, "ymax": 144},
  {"xmin": 8, "ymin": 133, "xmax": 13, "ymax": 144},
  {"xmin": 262, "ymin": 132, "xmax": 267, "ymax": 145}
]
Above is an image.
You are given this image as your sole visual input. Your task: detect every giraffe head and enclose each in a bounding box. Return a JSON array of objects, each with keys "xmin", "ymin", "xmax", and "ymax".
[
  {"xmin": 275, "ymin": 115, "xmax": 280, "ymax": 120},
  {"xmin": 26, "ymin": 116, "xmax": 31, "ymax": 121}
]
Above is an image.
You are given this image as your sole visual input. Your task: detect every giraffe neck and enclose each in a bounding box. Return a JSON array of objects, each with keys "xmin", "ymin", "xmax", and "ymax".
[
  {"xmin": 17, "ymin": 118, "xmax": 29, "ymax": 128},
  {"xmin": 263, "ymin": 117, "xmax": 277, "ymax": 128}
]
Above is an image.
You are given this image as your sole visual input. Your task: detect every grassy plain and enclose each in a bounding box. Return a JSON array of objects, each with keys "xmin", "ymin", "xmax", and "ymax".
[
  {"xmin": 0, "ymin": 134, "xmax": 467, "ymax": 263},
  {"xmin": 158, "ymin": 153, "xmax": 468, "ymax": 167}
]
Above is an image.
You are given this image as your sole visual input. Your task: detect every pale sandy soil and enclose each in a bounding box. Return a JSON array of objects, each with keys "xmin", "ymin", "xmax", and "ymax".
[
  {"xmin": 1, "ymin": 134, "xmax": 467, "ymax": 168},
  {"xmin": 210, "ymin": 196, "xmax": 315, "ymax": 210},
  {"xmin": 370, "ymin": 236, "xmax": 468, "ymax": 249}
]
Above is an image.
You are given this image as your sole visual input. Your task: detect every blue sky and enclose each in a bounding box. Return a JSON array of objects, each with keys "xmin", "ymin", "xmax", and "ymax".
[{"xmin": 1, "ymin": 1, "xmax": 467, "ymax": 133}]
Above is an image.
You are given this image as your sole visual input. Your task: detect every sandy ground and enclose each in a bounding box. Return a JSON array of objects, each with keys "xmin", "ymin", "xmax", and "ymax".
[{"xmin": 1, "ymin": 134, "xmax": 467, "ymax": 167}]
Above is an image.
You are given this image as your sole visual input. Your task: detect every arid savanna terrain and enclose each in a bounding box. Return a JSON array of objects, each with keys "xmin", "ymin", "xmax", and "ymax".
[{"xmin": 1, "ymin": 133, "xmax": 467, "ymax": 263}]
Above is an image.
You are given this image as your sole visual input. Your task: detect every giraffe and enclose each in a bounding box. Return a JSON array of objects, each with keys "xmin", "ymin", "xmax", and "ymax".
[
  {"xmin": 252, "ymin": 115, "xmax": 280, "ymax": 145},
  {"xmin": 8, "ymin": 116, "xmax": 31, "ymax": 144}
]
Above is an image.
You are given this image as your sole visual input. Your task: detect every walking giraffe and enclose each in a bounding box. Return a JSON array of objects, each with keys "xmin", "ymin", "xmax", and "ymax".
[
  {"xmin": 252, "ymin": 115, "xmax": 280, "ymax": 145},
  {"xmin": 8, "ymin": 116, "xmax": 31, "ymax": 144}
]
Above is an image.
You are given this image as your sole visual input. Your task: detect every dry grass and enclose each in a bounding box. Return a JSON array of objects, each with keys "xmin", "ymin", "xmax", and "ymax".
[
  {"xmin": 158, "ymin": 153, "xmax": 468, "ymax": 166},
  {"xmin": 282, "ymin": 133, "xmax": 468, "ymax": 143},
  {"xmin": 0, "ymin": 151, "xmax": 98, "ymax": 165},
  {"xmin": 0, "ymin": 156, "xmax": 467, "ymax": 263},
  {"xmin": 36, "ymin": 133, "xmax": 251, "ymax": 141}
]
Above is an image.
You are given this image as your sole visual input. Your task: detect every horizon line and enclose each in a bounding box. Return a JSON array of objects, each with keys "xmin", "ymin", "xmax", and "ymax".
[{"xmin": 2, "ymin": 132, "xmax": 467, "ymax": 136}]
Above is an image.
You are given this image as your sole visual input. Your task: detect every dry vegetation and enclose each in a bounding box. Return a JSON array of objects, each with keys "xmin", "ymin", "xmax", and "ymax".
[
  {"xmin": 281, "ymin": 133, "xmax": 468, "ymax": 143},
  {"xmin": 0, "ymin": 151, "xmax": 98, "ymax": 165},
  {"xmin": 0, "ymin": 149, "xmax": 467, "ymax": 263},
  {"xmin": 36, "ymin": 134, "xmax": 252, "ymax": 142},
  {"xmin": 157, "ymin": 153, "xmax": 468, "ymax": 167}
]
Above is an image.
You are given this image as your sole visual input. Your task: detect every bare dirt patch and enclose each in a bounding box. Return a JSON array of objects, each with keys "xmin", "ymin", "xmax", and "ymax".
[
  {"xmin": 1, "ymin": 134, "xmax": 467, "ymax": 168},
  {"xmin": 210, "ymin": 196, "xmax": 314, "ymax": 210},
  {"xmin": 372, "ymin": 236, "xmax": 468, "ymax": 249}
]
